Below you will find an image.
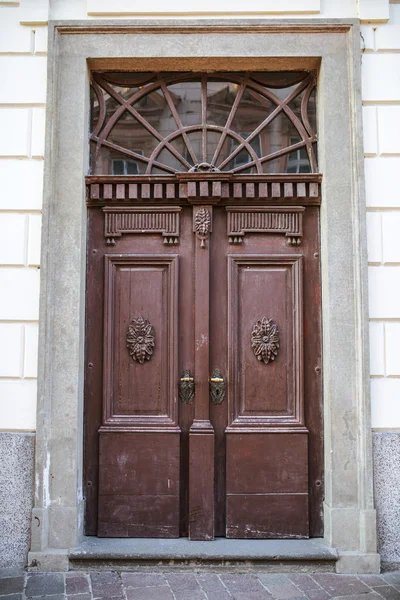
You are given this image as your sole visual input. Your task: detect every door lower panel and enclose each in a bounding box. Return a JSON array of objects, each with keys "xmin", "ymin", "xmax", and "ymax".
[
  {"xmin": 226, "ymin": 433, "xmax": 309, "ymax": 539},
  {"xmin": 98, "ymin": 432, "xmax": 180, "ymax": 538}
]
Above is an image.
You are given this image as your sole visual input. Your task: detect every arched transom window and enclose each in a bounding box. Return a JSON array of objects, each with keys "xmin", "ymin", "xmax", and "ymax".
[{"xmin": 90, "ymin": 71, "xmax": 317, "ymax": 176}]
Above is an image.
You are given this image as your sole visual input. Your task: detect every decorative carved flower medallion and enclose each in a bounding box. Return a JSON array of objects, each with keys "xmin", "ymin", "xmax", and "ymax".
[
  {"xmin": 126, "ymin": 316, "xmax": 155, "ymax": 364},
  {"xmin": 251, "ymin": 317, "xmax": 280, "ymax": 364}
]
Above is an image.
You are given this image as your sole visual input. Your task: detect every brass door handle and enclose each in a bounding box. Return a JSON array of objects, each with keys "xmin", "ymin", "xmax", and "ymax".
[
  {"xmin": 210, "ymin": 368, "xmax": 225, "ymax": 405},
  {"xmin": 180, "ymin": 369, "xmax": 195, "ymax": 405}
]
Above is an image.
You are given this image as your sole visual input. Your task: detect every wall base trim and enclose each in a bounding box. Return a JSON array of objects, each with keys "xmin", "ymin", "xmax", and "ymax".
[{"xmin": 336, "ymin": 552, "xmax": 381, "ymax": 574}]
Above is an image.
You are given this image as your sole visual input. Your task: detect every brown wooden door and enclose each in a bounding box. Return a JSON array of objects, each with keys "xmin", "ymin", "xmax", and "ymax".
[
  {"xmin": 84, "ymin": 196, "xmax": 323, "ymax": 540},
  {"xmin": 210, "ymin": 205, "xmax": 322, "ymax": 539}
]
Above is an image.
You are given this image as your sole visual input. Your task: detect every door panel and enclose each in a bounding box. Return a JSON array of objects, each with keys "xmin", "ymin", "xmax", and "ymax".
[
  {"xmin": 99, "ymin": 250, "xmax": 181, "ymax": 536},
  {"xmin": 102, "ymin": 254, "xmax": 179, "ymax": 426},
  {"xmin": 227, "ymin": 254, "xmax": 303, "ymax": 426},
  {"xmin": 98, "ymin": 433, "xmax": 180, "ymax": 537},
  {"xmin": 226, "ymin": 495, "xmax": 309, "ymax": 539},
  {"xmin": 211, "ymin": 208, "xmax": 310, "ymax": 539},
  {"xmin": 226, "ymin": 433, "xmax": 309, "ymax": 538}
]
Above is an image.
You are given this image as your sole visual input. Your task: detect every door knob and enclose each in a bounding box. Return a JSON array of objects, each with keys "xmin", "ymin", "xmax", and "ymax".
[
  {"xmin": 180, "ymin": 370, "xmax": 195, "ymax": 405},
  {"xmin": 210, "ymin": 368, "xmax": 225, "ymax": 405}
]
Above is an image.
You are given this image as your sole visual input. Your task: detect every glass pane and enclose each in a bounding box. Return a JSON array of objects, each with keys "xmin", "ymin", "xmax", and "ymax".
[
  {"xmin": 263, "ymin": 149, "xmax": 311, "ymax": 174},
  {"xmin": 89, "ymin": 71, "xmax": 317, "ymax": 175},
  {"xmin": 207, "ymin": 79, "xmax": 238, "ymax": 128},
  {"xmin": 221, "ymin": 134, "xmax": 261, "ymax": 173},
  {"xmin": 167, "ymin": 81, "xmax": 202, "ymax": 127},
  {"xmin": 230, "ymin": 88, "xmax": 275, "ymax": 138}
]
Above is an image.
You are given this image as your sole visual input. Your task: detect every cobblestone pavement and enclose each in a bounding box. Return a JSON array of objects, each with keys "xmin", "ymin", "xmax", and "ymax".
[{"xmin": 1, "ymin": 570, "xmax": 400, "ymax": 600}]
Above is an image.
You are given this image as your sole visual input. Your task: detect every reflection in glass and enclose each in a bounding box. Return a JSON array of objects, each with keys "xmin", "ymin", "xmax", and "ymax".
[{"xmin": 90, "ymin": 71, "xmax": 317, "ymax": 175}]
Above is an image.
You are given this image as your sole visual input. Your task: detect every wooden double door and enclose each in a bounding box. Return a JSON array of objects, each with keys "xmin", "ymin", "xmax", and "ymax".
[{"xmin": 84, "ymin": 194, "xmax": 323, "ymax": 540}]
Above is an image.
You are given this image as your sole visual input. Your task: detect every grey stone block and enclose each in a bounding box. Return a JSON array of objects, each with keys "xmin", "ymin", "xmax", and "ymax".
[
  {"xmin": 0, "ymin": 433, "xmax": 35, "ymax": 569},
  {"xmin": 220, "ymin": 574, "xmax": 266, "ymax": 594},
  {"xmin": 371, "ymin": 586, "xmax": 400, "ymax": 600},
  {"xmin": 25, "ymin": 573, "xmax": 65, "ymax": 597},
  {"xmin": 305, "ymin": 591, "xmax": 330, "ymax": 600},
  {"xmin": 0, "ymin": 576, "xmax": 25, "ymax": 594},
  {"xmin": 165, "ymin": 573, "xmax": 200, "ymax": 592},
  {"xmin": 173, "ymin": 592, "xmax": 207, "ymax": 600},
  {"xmin": 121, "ymin": 573, "xmax": 166, "ymax": 588},
  {"xmin": 373, "ymin": 432, "xmax": 400, "ymax": 569},
  {"xmin": 125, "ymin": 587, "xmax": 174, "ymax": 600},
  {"xmin": 65, "ymin": 575, "xmax": 89, "ymax": 595}
]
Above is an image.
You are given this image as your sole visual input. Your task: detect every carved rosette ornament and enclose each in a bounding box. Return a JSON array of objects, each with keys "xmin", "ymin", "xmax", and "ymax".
[
  {"xmin": 194, "ymin": 207, "xmax": 211, "ymax": 248},
  {"xmin": 251, "ymin": 317, "xmax": 280, "ymax": 364},
  {"xmin": 126, "ymin": 317, "xmax": 155, "ymax": 364}
]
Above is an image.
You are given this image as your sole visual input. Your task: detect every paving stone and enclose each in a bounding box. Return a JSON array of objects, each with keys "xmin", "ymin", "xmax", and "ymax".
[
  {"xmin": 206, "ymin": 590, "xmax": 233, "ymax": 600},
  {"xmin": 90, "ymin": 573, "xmax": 119, "ymax": 585},
  {"xmin": 26, "ymin": 573, "xmax": 65, "ymax": 597},
  {"xmin": 259, "ymin": 575, "xmax": 293, "ymax": 586},
  {"xmin": 90, "ymin": 573, "xmax": 122, "ymax": 599},
  {"xmin": 165, "ymin": 573, "xmax": 200, "ymax": 591},
  {"xmin": 0, "ymin": 576, "xmax": 25, "ymax": 595},
  {"xmin": 121, "ymin": 573, "xmax": 166, "ymax": 588},
  {"xmin": 125, "ymin": 586, "xmax": 174, "ymax": 600},
  {"xmin": 383, "ymin": 575, "xmax": 400, "ymax": 586},
  {"xmin": 92, "ymin": 585, "xmax": 123, "ymax": 599},
  {"xmin": 266, "ymin": 583, "xmax": 308, "ymax": 599},
  {"xmin": 371, "ymin": 586, "xmax": 400, "ymax": 599},
  {"xmin": 288, "ymin": 575, "xmax": 322, "ymax": 592},
  {"xmin": 196, "ymin": 573, "xmax": 230, "ymax": 594},
  {"xmin": 66, "ymin": 576, "xmax": 89, "ymax": 595},
  {"xmin": 173, "ymin": 591, "xmax": 207, "ymax": 600},
  {"xmin": 230, "ymin": 593, "xmax": 275, "ymax": 600},
  {"xmin": 67, "ymin": 594, "xmax": 92, "ymax": 600},
  {"xmin": 331, "ymin": 594, "xmax": 382, "ymax": 600},
  {"xmin": 220, "ymin": 574, "xmax": 266, "ymax": 593},
  {"xmin": 313, "ymin": 575, "xmax": 371, "ymax": 596},
  {"xmin": 0, "ymin": 595, "xmax": 23, "ymax": 600},
  {"xmin": 0, "ymin": 569, "xmax": 25, "ymax": 579},
  {"xmin": 357, "ymin": 575, "xmax": 387, "ymax": 587},
  {"xmin": 306, "ymin": 590, "xmax": 331, "ymax": 600}
]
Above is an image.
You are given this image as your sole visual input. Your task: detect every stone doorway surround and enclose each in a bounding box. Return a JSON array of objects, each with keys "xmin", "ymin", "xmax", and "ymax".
[{"xmin": 29, "ymin": 19, "xmax": 380, "ymax": 573}]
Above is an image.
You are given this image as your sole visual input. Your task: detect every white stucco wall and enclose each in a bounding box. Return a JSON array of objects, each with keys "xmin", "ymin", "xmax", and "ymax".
[{"xmin": 0, "ymin": 0, "xmax": 399, "ymax": 432}]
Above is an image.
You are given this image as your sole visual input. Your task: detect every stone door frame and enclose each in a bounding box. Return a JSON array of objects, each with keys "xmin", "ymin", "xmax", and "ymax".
[{"xmin": 29, "ymin": 19, "xmax": 379, "ymax": 573}]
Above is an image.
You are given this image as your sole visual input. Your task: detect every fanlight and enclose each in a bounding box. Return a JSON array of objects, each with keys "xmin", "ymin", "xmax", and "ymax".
[{"xmin": 90, "ymin": 71, "xmax": 317, "ymax": 176}]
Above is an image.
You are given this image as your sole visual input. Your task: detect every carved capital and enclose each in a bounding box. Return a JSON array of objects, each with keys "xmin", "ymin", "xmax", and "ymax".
[
  {"xmin": 103, "ymin": 207, "xmax": 180, "ymax": 245},
  {"xmin": 226, "ymin": 206, "xmax": 304, "ymax": 245}
]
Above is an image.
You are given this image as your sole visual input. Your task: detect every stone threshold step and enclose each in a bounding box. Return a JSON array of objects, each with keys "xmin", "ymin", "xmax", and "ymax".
[{"xmin": 68, "ymin": 537, "xmax": 338, "ymax": 572}]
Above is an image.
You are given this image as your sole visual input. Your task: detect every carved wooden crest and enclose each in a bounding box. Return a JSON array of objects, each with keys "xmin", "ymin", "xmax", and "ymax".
[
  {"xmin": 251, "ymin": 317, "xmax": 280, "ymax": 364},
  {"xmin": 194, "ymin": 207, "xmax": 211, "ymax": 248},
  {"xmin": 126, "ymin": 317, "xmax": 155, "ymax": 364}
]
